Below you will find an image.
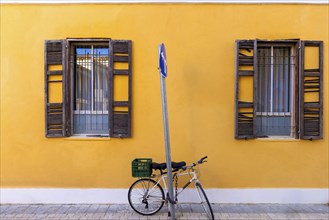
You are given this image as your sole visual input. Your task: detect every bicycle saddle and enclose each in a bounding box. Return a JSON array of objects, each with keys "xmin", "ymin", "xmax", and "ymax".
[{"xmin": 152, "ymin": 161, "xmax": 186, "ymax": 170}]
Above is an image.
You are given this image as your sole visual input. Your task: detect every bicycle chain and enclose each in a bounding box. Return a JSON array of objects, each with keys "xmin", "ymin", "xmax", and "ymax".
[{"xmin": 175, "ymin": 174, "xmax": 178, "ymax": 202}]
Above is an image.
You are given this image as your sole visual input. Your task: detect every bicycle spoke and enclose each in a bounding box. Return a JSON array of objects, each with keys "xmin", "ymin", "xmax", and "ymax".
[{"xmin": 135, "ymin": 188, "xmax": 146, "ymax": 196}]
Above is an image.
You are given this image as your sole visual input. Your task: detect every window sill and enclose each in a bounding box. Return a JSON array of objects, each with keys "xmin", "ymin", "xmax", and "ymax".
[
  {"xmin": 65, "ymin": 135, "xmax": 111, "ymax": 141},
  {"xmin": 256, "ymin": 137, "xmax": 299, "ymax": 142}
]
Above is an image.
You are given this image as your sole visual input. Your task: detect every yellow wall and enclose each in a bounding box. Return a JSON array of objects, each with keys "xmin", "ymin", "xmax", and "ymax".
[{"xmin": 1, "ymin": 3, "xmax": 328, "ymax": 188}]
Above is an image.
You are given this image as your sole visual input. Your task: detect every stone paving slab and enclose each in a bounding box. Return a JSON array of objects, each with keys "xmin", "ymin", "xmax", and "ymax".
[{"xmin": 0, "ymin": 204, "xmax": 328, "ymax": 220}]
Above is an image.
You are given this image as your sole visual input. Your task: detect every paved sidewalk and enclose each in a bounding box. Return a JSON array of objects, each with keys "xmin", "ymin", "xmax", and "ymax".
[{"xmin": 0, "ymin": 204, "xmax": 328, "ymax": 220}]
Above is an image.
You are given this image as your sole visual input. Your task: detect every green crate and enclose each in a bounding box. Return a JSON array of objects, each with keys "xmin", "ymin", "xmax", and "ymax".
[{"xmin": 132, "ymin": 158, "xmax": 152, "ymax": 177}]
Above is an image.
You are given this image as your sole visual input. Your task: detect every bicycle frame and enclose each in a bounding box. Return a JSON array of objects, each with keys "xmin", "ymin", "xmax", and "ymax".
[{"xmin": 145, "ymin": 168, "xmax": 200, "ymax": 202}]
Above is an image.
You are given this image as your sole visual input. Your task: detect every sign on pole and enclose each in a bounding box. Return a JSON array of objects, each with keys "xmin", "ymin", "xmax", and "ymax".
[
  {"xmin": 159, "ymin": 43, "xmax": 168, "ymax": 77},
  {"xmin": 158, "ymin": 43, "xmax": 175, "ymax": 220}
]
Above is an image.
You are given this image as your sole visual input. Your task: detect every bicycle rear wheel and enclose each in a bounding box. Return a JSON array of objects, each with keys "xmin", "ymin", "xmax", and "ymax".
[
  {"xmin": 128, "ymin": 178, "xmax": 165, "ymax": 216},
  {"xmin": 195, "ymin": 182, "xmax": 214, "ymax": 220}
]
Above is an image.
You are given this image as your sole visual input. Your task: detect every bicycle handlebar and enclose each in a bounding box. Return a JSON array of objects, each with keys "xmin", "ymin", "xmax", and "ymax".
[
  {"xmin": 198, "ymin": 156, "xmax": 208, "ymax": 164},
  {"xmin": 176, "ymin": 156, "xmax": 208, "ymax": 171},
  {"xmin": 188, "ymin": 156, "xmax": 208, "ymax": 168}
]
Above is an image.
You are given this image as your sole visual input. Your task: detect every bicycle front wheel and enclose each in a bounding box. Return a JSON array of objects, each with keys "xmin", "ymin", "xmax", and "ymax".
[
  {"xmin": 128, "ymin": 178, "xmax": 165, "ymax": 216},
  {"xmin": 195, "ymin": 182, "xmax": 214, "ymax": 220}
]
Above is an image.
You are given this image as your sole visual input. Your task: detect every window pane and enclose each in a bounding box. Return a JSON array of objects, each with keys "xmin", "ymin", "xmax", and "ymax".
[
  {"xmin": 257, "ymin": 47, "xmax": 271, "ymax": 113},
  {"xmin": 273, "ymin": 47, "xmax": 290, "ymax": 113},
  {"xmin": 72, "ymin": 44, "xmax": 109, "ymax": 135},
  {"xmin": 256, "ymin": 46, "xmax": 292, "ymax": 137},
  {"xmin": 93, "ymin": 46, "xmax": 109, "ymax": 112},
  {"xmin": 75, "ymin": 46, "xmax": 92, "ymax": 111}
]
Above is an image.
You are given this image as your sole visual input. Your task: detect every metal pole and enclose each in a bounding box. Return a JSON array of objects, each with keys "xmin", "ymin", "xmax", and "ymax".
[{"xmin": 160, "ymin": 73, "xmax": 176, "ymax": 220}]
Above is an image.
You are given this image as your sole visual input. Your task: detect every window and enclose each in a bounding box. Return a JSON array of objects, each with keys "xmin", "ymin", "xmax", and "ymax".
[
  {"xmin": 72, "ymin": 44, "xmax": 110, "ymax": 135},
  {"xmin": 256, "ymin": 45, "xmax": 294, "ymax": 137},
  {"xmin": 235, "ymin": 40, "xmax": 323, "ymax": 140},
  {"xmin": 45, "ymin": 39, "xmax": 132, "ymax": 138}
]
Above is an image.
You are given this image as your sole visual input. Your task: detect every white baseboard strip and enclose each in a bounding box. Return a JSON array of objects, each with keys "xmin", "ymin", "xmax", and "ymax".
[
  {"xmin": 1, "ymin": 188, "xmax": 328, "ymax": 204},
  {"xmin": 1, "ymin": 1, "xmax": 329, "ymax": 4}
]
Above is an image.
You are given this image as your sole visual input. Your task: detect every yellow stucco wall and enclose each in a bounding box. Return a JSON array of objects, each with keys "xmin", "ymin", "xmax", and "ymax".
[{"xmin": 1, "ymin": 3, "xmax": 328, "ymax": 189}]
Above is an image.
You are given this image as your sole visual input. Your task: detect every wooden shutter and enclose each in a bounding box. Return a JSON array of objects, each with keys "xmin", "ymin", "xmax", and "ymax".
[
  {"xmin": 44, "ymin": 40, "xmax": 70, "ymax": 137},
  {"xmin": 109, "ymin": 40, "xmax": 132, "ymax": 138},
  {"xmin": 299, "ymin": 41, "xmax": 323, "ymax": 140},
  {"xmin": 235, "ymin": 40, "xmax": 257, "ymax": 139}
]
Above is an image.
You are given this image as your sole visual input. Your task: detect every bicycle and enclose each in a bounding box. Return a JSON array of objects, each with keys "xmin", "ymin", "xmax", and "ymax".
[{"xmin": 128, "ymin": 156, "xmax": 214, "ymax": 220}]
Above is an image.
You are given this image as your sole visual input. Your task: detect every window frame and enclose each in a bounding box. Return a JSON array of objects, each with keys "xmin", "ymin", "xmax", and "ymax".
[
  {"xmin": 69, "ymin": 40, "xmax": 111, "ymax": 136},
  {"xmin": 256, "ymin": 43, "xmax": 296, "ymax": 138}
]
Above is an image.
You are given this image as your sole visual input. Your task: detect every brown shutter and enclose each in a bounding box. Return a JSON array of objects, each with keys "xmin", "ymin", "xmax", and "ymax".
[
  {"xmin": 109, "ymin": 40, "xmax": 132, "ymax": 138},
  {"xmin": 44, "ymin": 40, "xmax": 70, "ymax": 137},
  {"xmin": 235, "ymin": 40, "xmax": 257, "ymax": 139},
  {"xmin": 299, "ymin": 41, "xmax": 323, "ymax": 140}
]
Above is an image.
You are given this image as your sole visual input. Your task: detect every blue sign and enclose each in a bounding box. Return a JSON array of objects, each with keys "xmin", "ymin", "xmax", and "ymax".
[{"xmin": 159, "ymin": 43, "xmax": 167, "ymax": 77}]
